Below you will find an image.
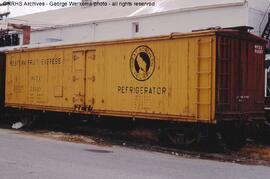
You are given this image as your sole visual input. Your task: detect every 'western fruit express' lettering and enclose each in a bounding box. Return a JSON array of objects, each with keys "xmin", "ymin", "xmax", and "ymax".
[{"xmin": 9, "ymin": 58, "xmax": 62, "ymax": 66}]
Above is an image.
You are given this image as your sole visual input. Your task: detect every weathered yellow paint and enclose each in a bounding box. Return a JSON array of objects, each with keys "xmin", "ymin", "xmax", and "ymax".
[{"xmin": 5, "ymin": 31, "xmax": 217, "ymax": 123}]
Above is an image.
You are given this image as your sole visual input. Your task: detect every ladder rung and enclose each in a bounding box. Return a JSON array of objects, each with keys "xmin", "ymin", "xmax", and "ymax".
[
  {"xmin": 197, "ymin": 71, "xmax": 211, "ymax": 74},
  {"xmin": 198, "ymin": 40, "xmax": 212, "ymax": 44},
  {"xmin": 196, "ymin": 87, "xmax": 211, "ymax": 90},
  {"xmin": 196, "ymin": 103, "xmax": 211, "ymax": 105},
  {"xmin": 198, "ymin": 56, "xmax": 211, "ymax": 59}
]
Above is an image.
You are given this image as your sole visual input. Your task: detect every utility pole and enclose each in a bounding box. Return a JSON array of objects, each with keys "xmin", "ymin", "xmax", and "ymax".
[{"xmin": 0, "ymin": 1, "xmax": 28, "ymax": 47}]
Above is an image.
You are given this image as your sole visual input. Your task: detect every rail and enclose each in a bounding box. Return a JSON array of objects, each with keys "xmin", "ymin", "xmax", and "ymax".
[{"xmin": 259, "ymin": 3, "xmax": 270, "ymax": 36}]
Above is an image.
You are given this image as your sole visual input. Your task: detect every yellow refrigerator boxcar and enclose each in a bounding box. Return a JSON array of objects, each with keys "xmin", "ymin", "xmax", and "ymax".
[{"xmin": 5, "ymin": 31, "xmax": 217, "ymax": 123}]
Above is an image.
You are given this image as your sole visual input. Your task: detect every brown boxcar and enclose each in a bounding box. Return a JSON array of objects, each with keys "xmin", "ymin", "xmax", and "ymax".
[
  {"xmin": 216, "ymin": 30, "xmax": 266, "ymax": 121},
  {"xmin": 4, "ymin": 29, "xmax": 266, "ymax": 125}
]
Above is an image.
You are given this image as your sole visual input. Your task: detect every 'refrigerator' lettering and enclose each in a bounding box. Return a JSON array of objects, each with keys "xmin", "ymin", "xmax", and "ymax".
[{"xmin": 117, "ymin": 86, "xmax": 167, "ymax": 95}]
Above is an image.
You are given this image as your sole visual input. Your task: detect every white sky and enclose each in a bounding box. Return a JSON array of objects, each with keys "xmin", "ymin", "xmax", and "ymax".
[{"xmin": 0, "ymin": 0, "xmax": 81, "ymax": 17}]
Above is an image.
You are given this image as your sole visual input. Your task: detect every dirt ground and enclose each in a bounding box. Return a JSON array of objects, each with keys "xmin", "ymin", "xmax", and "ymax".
[
  {"xmin": 16, "ymin": 129, "xmax": 270, "ymax": 167},
  {"xmin": 237, "ymin": 144, "xmax": 270, "ymax": 163}
]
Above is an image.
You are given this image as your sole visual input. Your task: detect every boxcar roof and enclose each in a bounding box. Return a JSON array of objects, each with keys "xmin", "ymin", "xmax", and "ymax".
[
  {"xmin": 1, "ymin": 30, "xmax": 217, "ymax": 53},
  {"xmin": 1, "ymin": 29, "xmax": 266, "ymax": 54}
]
